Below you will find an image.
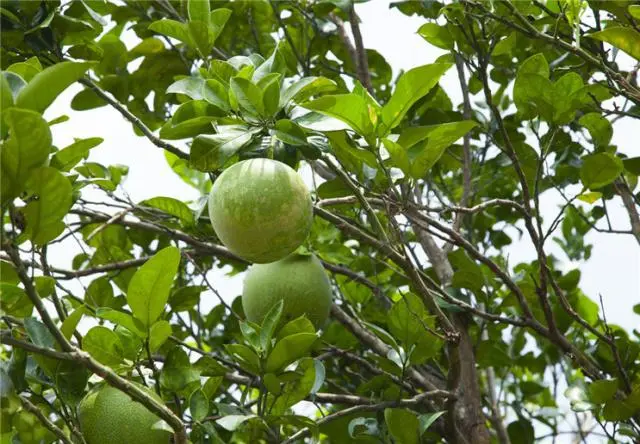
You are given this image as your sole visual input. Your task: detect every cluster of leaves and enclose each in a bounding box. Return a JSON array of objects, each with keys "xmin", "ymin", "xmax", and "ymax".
[{"xmin": 1, "ymin": 0, "xmax": 640, "ymax": 443}]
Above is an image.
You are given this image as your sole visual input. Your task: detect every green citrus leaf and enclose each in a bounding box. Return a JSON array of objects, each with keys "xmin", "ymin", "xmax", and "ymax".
[
  {"xmin": 148, "ymin": 320, "xmax": 172, "ymax": 352},
  {"xmin": 139, "ymin": 196, "xmax": 195, "ymax": 226},
  {"xmin": 304, "ymin": 93, "xmax": 374, "ymax": 136},
  {"xmin": 418, "ymin": 23, "xmax": 454, "ymax": 50},
  {"xmin": 51, "ymin": 137, "xmax": 103, "ymax": 171},
  {"xmin": 22, "ymin": 167, "xmax": 73, "ymax": 245},
  {"xmin": 265, "ymin": 333, "xmax": 317, "ymax": 373},
  {"xmin": 83, "ymin": 326, "xmax": 124, "ymax": 367},
  {"xmin": 580, "ymin": 153, "xmax": 623, "ymax": 189},
  {"xmin": 16, "ymin": 61, "xmax": 96, "ymax": 113},
  {"xmin": 1, "ymin": 108, "xmax": 52, "ymax": 204},
  {"xmin": 126, "ymin": 246, "xmax": 181, "ymax": 328},
  {"xmin": 380, "ymin": 63, "xmax": 452, "ymax": 133},
  {"xmin": 385, "ymin": 408, "xmax": 420, "ymax": 444},
  {"xmin": 588, "ymin": 27, "xmax": 640, "ymax": 60}
]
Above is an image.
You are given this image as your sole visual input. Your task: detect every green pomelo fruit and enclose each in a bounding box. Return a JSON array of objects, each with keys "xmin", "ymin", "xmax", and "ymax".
[
  {"xmin": 78, "ymin": 383, "xmax": 171, "ymax": 444},
  {"xmin": 242, "ymin": 253, "xmax": 333, "ymax": 328},
  {"xmin": 208, "ymin": 158, "xmax": 313, "ymax": 264}
]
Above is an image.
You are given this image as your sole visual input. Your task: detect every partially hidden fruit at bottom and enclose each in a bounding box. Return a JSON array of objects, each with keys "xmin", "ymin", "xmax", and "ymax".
[
  {"xmin": 208, "ymin": 158, "xmax": 313, "ymax": 264},
  {"xmin": 78, "ymin": 383, "xmax": 171, "ymax": 444},
  {"xmin": 242, "ymin": 253, "xmax": 333, "ymax": 328}
]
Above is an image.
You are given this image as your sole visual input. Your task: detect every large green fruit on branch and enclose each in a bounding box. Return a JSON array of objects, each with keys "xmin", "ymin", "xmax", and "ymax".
[
  {"xmin": 77, "ymin": 383, "xmax": 171, "ymax": 444},
  {"xmin": 242, "ymin": 253, "xmax": 333, "ymax": 328},
  {"xmin": 208, "ymin": 158, "xmax": 313, "ymax": 263}
]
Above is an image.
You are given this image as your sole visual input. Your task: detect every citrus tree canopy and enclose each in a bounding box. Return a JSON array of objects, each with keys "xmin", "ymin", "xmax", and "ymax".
[{"xmin": 1, "ymin": 1, "xmax": 640, "ymax": 443}]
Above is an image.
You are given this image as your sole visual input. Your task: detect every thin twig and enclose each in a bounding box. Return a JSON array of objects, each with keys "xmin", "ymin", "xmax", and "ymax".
[
  {"xmin": 615, "ymin": 180, "xmax": 640, "ymax": 246},
  {"xmin": 85, "ymin": 208, "xmax": 131, "ymax": 242},
  {"xmin": 281, "ymin": 390, "xmax": 452, "ymax": 444},
  {"xmin": 348, "ymin": 6, "xmax": 374, "ymax": 94},
  {"xmin": 78, "ymin": 78, "xmax": 188, "ymax": 160},
  {"xmin": 19, "ymin": 395, "xmax": 73, "ymax": 444},
  {"xmin": 330, "ymin": 304, "xmax": 442, "ymax": 391},
  {"xmin": 446, "ymin": 53, "xmax": 474, "ymax": 254}
]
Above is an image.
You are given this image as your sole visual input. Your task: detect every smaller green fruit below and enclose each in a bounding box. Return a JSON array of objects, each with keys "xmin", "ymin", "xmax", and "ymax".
[
  {"xmin": 242, "ymin": 253, "xmax": 333, "ymax": 328},
  {"xmin": 78, "ymin": 383, "xmax": 171, "ymax": 444},
  {"xmin": 208, "ymin": 158, "xmax": 313, "ymax": 264}
]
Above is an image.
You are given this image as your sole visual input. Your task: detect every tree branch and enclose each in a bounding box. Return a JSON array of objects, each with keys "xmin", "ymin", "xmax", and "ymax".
[
  {"xmin": 3, "ymin": 242, "xmax": 74, "ymax": 352},
  {"xmin": 77, "ymin": 78, "xmax": 188, "ymax": 160},
  {"xmin": 281, "ymin": 389, "xmax": 453, "ymax": 444},
  {"xmin": 466, "ymin": 0, "xmax": 640, "ymax": 104},
  {"xmin": 615, "ymin": 180, "xmax": 640, "ymax": 246},
  {"xmin": 19, "ymin": 395, "xmax": 73, "ymax": 444},
  {"xmin": 1, "ymin": 331, "xmax": 74, "ymax": 361},
  {"xmin": 51, "ymin": 256, "xmax": 150, "ymax": 279},
  {"xmin": 3, "ymin": 331, "xmax": 188, "ymax": 443},
  {"xmin": 69, "ymin": 208, "xmax": 390, "ymax": 306},
  {"xmin": 324, "ymin": 156, "xmax": 391, "ymax": 244},
  {"xmin": 446, "ymin": 53, "xmax": 474, "ymax": 254},
  {"xmin": 405, "ymin": 209, "xmax": 604, "ymax": 380},
  {"xmin": 269, "ymin": 0, "xmax": 308, "ymax": 74},
  {"xmin": 2, "ymin": 241, "xmax": 189, "ymax": 443},
  {"xmin": 318, "ymin": 195, "xmax": 527, "ymax": 216},
  {"xmin": 330, "ymin": 304, "xmax": 444, "ymax": 391},
  {"xmin": 329, "ymin": 12, "xmax": 360, "ymax": 80},
  {"xmin": 315, "ymin": 202, "xmax": 457, "ymax": 337},
  {"xmin": 216, "ymin": 366, "xmax": 440, "ymax": 408},
  {"xmin": 471, "ymin": 31, "xmax": 561, "ymax": 338},
  {"xmin": 348, "ymin": 6, "xmax": 374, "ymax": 94},
  {"xmin": 409, "ymin": 186, "xmax": 488, "ymax": 444},
  {"xmin": 322, "ymin": 347, "xmax": 416, "ymax": 392}
]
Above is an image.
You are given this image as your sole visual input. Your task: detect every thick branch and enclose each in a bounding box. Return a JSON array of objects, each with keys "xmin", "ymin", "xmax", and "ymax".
[
  {"xmin": 2, "ymin": 240, "xmax": 188, "ymax": 443},
  {"xmin": 485, "ymin": 367, "xmax": 511, "ymax": 444},
  {"xmin": 3, "ymin": 332, "xmax": 188, "ymax": 443},
  {"xmin": 3, "ymin": 242, "xmax": 73, "ymax": 352},
  {"xmin": 410, "ymin": 187, "xmax": 488, "ymax": 444}
]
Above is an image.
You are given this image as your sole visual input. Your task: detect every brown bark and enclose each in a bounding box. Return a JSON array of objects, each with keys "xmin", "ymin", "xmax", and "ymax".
[
  {"xmin": 412, "ymin": 214, "xmax": 490, "ymax": 443},
  {"xmin": 447, "ymin": 315, "xmax": 491, "ymax": 444}
]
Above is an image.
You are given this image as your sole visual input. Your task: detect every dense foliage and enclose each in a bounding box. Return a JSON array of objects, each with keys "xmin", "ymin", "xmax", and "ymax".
[{"xmin": 1, "ymin": 0, "xmax": 640, "ymax": 443}]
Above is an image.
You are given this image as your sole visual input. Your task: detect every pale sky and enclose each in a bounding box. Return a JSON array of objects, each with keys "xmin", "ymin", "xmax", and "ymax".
[{"xmin": 38, "ymin": 2, "xmax": 638, "ymax": 442}]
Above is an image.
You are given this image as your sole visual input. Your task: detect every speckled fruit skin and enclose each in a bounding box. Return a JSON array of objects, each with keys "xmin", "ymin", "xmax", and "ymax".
[
  {"xmin": 77, "ymin": 383, "xmax": 171, "ymax": 444},
  {"xmin": 242, "ymin": 253, "xmax": 333, "ymax": 328},
  {"xmin": 208, "ymin": 158, "xmax": 313, "ymax": 264}
]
